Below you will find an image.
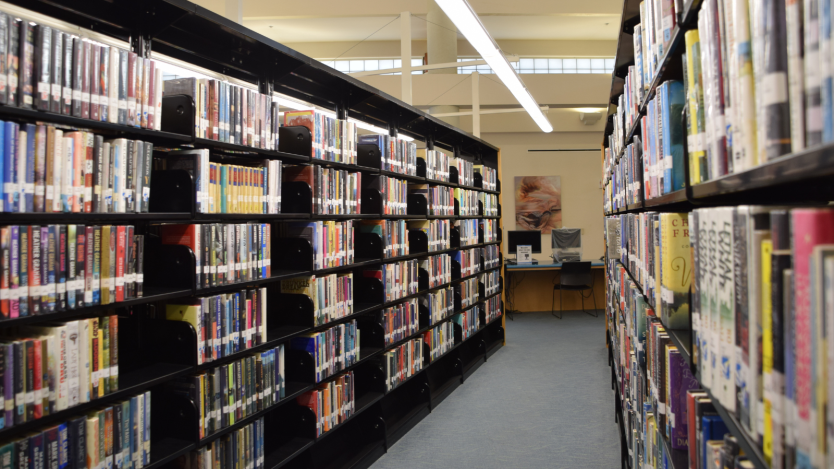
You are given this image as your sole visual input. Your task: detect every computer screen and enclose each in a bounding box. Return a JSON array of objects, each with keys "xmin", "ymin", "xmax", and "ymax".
[{"xmin": 508, "ymin": 230, "xmax": 542, "ymax": 254}]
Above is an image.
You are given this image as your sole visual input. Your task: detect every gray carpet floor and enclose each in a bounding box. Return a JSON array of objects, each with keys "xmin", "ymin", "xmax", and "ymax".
[{"xmin": 369, "ymin": 310, "xmax": 621, "ymax": 469}]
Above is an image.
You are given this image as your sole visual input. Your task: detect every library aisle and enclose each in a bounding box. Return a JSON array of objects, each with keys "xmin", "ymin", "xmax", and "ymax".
[{"xmin": 370, "ymin": 311, "xmax": 620, "ymax": 469}]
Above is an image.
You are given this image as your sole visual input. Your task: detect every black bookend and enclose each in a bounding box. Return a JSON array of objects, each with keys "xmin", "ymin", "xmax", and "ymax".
[
  {"xmin": 282, "ymin": 181, "xmax": 313, "ymax": 214},
  {"xmin": 449, "ymin": 166, "xmax": 459, "ymax": 185},
  {"xmin": 272, "ymin": 292, "xmax": 317, "ymax": 327},
  {"xmin": 498, "ymin": 203, "xmax": 502, "ymax": 217},
  {"xmin": 144, "ymin": 238, "xmax": 197, "ymax": 293},
  {"xmin": 356, "ymin": 317, "xmax": 384, "ymax": 349},
  {"xmin": 273, "ymin": 237, "xmax": 314, "ymax": 272},
  {"xmin": 148, "ymin": 169, "xmax": 194, "ymax": 214},
  {"xmin": 407, "ymin": 230, "xmax": 429, "ymax": 255},
  {"xmin": 454, "ymin": 290, "xmax": 462, "ymax": 312},
  {"xmin": 453, "ymin": 322, "xmax": 463, "ymax": 346},
  {"xmin": 356, "ymin": 232, "xmax": 384, "ymax": 261},
  {"xmin": 292, "ymin": 405, "xmax": 320, "ymax": 441},
  {"xmin": 497, "ymin": 178, "xmax": 501, "ymax": 192},
  {"xmin": 451, "ymin": 259, "xmax": 462, "ymax": 280},
  {"xmin": 419, "ymin": 303, "xmax": 430, "ymax": 329},
  {"xmin": 354, "ymin": 361, "xmax": 386, "ymax": 396},
  {"xmin": 407, "ymin": 193, "xmax": 427, "ymax": 216},
  {"xmin": 355, "ymin": 275, "xmax": 384, "ymax": 307},
  {"xmin": 478, "ymin": 280, "xmax": 485, "ymax": 299},
  {"xmin": 152, "ymin": 391, "xmax": 200, "ymax": 444},
  {"xmin": 477, "ymin": 200, "xmax": 483, "ymax": 217},
  {"xmin": 262, "ymin": 405, "xmax": 314, "ymax": 467},
  {"xmin": 286, "ymin": 349, "xmax": 317, "ymax": 384},
  {"xmin": 279, "ymin": 126, "xmax": 313, "ymax": 157},
  {"xmin": 415, "ymin": 158, "xmax": 427, "ymax": 178},
  {"xmin": 418, "ymin": 268, "xmax": 430, "ymax": 291},
  {"xmin": 451, "ymin": 227, "xmax": 461, "ymax": 249},
  {"xmin": 362, "ymin": 188, "xmax": 383, "ymax": 215},
  {"xmin": 474, "ymin": 172, "xmax": 483, "ymax": 189},
  {"xmin": 357, "ymin": 143, "xmax": 382, "ymax": 169},
  {"xmin": 160, "ymin": 94, "xmax": 196, "ymax": 138},
  {"xmin": 454, "ymin": 199, "xmax": 460, "ymax": 217},
  {"xmin": 479, "ymin": 307, "xmax": 486, "ymax": 327},
  {"xmin": 498, "ymin": 229, "xmax": 503, "ymax": 242},
  {"xmin": 479, "ymin": 226, "xmax": 484, "ymax": 244}
]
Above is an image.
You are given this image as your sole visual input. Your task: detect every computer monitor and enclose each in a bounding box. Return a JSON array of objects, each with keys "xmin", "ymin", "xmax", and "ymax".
[{"xmin": 508, "ymin": 230, "xmax": 542, "ymax": 254}]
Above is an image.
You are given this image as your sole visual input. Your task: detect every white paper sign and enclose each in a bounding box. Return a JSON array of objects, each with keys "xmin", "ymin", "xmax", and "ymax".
[{"xmin": 517, "ymin": 245, "xmax": 533, "ymax": 264}]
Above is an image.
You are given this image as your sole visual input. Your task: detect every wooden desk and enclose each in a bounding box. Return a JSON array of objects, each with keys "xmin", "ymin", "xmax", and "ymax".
[{"xmin": 503, "ymin": 260, "xmax": 606, "ymax": 313}]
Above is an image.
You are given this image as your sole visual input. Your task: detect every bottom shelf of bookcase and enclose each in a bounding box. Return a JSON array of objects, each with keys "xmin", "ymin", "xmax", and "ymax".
[
  {"xmin": 659, "ymin": 429, "xmax": 689, "ymax": 469},
  {"xmin": 265, "ymin": 438, "xmax": 316, "ymax": 469},
  {"xmin": 386, "ymin": 402, "xmax": 430, "ymax": 447},
  {"xmin": 145, "ymin": 438, "xmax": 197, "ymax": 469},
  {"xmin": 321, "ymin": 440, "xmax": 387, "ymax": 469},
  {"xmin": 706, "ymin": 390, "xmax": 768, "ymax": 469}
]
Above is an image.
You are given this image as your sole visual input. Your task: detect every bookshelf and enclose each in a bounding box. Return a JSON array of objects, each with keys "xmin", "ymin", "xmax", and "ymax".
[
  {"xmin": 0, "ymin": 1, "xmax": 506, "ymax": 469},
  {"xmin": 601, "ymin": 0, "xmax": 834, "ymax": 465}
]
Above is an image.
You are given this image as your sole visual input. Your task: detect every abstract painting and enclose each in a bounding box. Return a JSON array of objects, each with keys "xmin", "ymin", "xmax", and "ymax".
[{"xmin": 514, "ymin": 176, "xmax": 562, "ymax": 233}]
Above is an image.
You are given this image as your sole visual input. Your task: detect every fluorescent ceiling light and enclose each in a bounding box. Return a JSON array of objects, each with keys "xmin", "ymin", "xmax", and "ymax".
[
  {"xmin": 434, "ymin": 0, "xmax": 552, "ymax": 133},
  {"xmin": 351, "ymin": 119, "xmax": 414, "ymax": 141}
]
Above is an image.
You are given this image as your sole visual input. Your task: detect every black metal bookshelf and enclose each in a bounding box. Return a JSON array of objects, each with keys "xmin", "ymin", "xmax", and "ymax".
[{"xmin": 0, "ymin": 1, "xmax": 507, "ymax": 468}]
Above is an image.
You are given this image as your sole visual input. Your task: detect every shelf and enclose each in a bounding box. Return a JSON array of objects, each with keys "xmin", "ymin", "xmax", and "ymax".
[
  {"xmin": 0, "ymin": 362, "xmax": 193, "ymax": 440},
  {"xmin": 194, "ymin": 269, "xmax": 310, "ymax": 295},
  {"xmin": 193, "ymin": 138, "xmax": 310, "ymax": 163},
  {"xmin": 144, "ymin": 438, "xmax": 197, "ymax": 469},
  {"xmin": 309, "ymin": 159, "xmax": 380, "ymax": 174},
  {"xmin": 264, "ymin": 437, "xmax": 315, "ymax": 469},
  {"xmin": 384, "ymin": 367, "xmax": 427, "ymax": 395},
  {"xmin": 314, "ymin": 392, "xmax": 384, "ymax": 442},
  {"xmin": 0, "ymin": 212, "xmax": 194, "ymax": 223},
  {"xmin": 194, "ymin": 213, "xmax": 312, "ymax": 221},
  {"xmin": 666, "ymin": 328, "xmax": 692, "ymax": 367},
  {"xmin": 195, "ymin": 325, "xmax": 310, "ymax": 372},
  {"xmin": 643, "ymin": 190, "xmax": 689, "ymax": 209},
  {"xmin": 380, "ymin": 170, "xmax": 426, "ymax": 183},
  {"xmin": 706, "ymin": 390, "xmax": 768, "ymax": 469}
]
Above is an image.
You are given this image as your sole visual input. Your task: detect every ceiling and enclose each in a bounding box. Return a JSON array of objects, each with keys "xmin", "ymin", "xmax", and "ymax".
[{"xmin": 195, "ymin": 0, "xmax": 621, "ymax": 43}]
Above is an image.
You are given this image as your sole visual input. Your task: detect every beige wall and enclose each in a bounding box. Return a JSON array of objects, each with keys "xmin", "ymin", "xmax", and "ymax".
[{"xmin": 483, "ymin": 132, "xmax": 603, "ymax": 262}]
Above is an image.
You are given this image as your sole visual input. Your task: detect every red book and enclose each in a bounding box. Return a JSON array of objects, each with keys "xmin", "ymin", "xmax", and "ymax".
[
  {"xmin": 115, "ymin": 225, "xmax": 125, "ymax": 302},
  {"xmin": 32, "ymin": 338, "xmax": 42, "ymax": 419},
  {"xmin": 147, "ymin": 61, "xmax": 156, "ymax": 130},
  {"xmin": 211, "ymin": 80, "xmax": 219, "ymax": 141},
  {"xmin": 127, "ymin": 52, "xmax": 136, "ymax": 127},
  {"xmin": 90, "ymin": 44, "xmax": 100, "ymax": 121},
  {"xmin": 0, "ymin": 227, "xmax": 9, "ymax": 318},
  {"xmin": 296, "ymin": 390, "xmax": 319, "ymax": 436},
  {"xmin": 84, "ymin": 133, "xmax": 93, "ymax": 213},
  {"xmin": 81, "ymin": 40, "xmax": 91, "ymax": 119},
  {"xmin": 791, "ymin": 208, "xmax": 834, "ymax": 434}
]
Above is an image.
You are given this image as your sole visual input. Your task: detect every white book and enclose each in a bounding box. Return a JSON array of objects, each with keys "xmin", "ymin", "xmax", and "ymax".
[
  {"xmin": 786, "ymin": 0, "xmax": 806, "ymax": 152},
  {"xmin": 732, "ymin": 0, "xmax": 758, "ymax": 171},
  {"xmin": 119, "ymin": 139, "xmax": 128, "ymax": 212},
  {"xmin": 109, "ymin": 47, "xmax": 119, "ymax": 124},
  {"xmin": 66, "ymin": 320, "xmax": 79, "ymax": 407},
  {"xmin": 143, "ymin": 390, "xmax": 150, "ymax": 465},
  {"xmin": 717, "ymin": 207, "xmax": 736, "ymax": 411},
  {"xmin": 51, "ymin": 129, "xmax": 63, "ymax": 213},
  {"xmin": 78, "ymin": 319, "xmax": 91, "ymax": 403},
  {"xmin": 62, "ymin": 137, "xmax": 73, "ymax": 212}
]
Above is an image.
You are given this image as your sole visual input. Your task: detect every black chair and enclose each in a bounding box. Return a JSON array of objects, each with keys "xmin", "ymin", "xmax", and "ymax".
[{"xmin": 551, "ymin": 261, "xmax": 598, "ymax": 319}]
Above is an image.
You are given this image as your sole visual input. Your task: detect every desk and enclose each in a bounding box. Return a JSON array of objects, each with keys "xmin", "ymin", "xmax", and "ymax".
[{"xmin": 503, "ymin": 260, "xmax": 606, "ymax": 314}]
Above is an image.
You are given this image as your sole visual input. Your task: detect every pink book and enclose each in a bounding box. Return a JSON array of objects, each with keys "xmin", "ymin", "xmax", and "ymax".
[{"xmin": 791, "ymin": 208, "xmax": 834, "ymax": 442}]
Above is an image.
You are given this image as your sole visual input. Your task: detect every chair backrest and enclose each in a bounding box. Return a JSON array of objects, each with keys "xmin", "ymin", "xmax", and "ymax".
[{"xmin": 560, "ymin": 261, "xmax": 593, "ymax": 287}]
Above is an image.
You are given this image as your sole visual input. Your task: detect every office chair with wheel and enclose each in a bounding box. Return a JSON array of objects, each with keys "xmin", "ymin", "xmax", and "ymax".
[{"xmin": 552, "ymin": 261, "xmax": 598, "ymax": 319}]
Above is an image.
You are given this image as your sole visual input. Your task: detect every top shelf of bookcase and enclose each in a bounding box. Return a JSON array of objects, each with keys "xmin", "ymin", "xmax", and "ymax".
[{"xmin": 5, "ymin": 0, "xmax": 498, "ymax": 161}]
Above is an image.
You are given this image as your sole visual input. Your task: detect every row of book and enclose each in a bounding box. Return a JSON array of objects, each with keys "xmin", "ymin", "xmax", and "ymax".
[
  {"xmin": 284, "ymin": 111, "xmax": 357, "ymax": 164},
  {"xmin": 358, "ymin": 220, "xmax": 408, "ymax": 259},
  {"xmin": 279, "ymin": 274, "xmax": 353, "ymax": 327},
  {"xmin": 357, "ymin": 135, "xmax": 417, "ymax": 177},
  {"xmin": 408, "ymin": 220, "xmax": 450, "ymax": 253},
  {"xmin": 422, "ymin": 322, "xmax": 454, "ymax": 364},
  {"xmin": 289, "ymin": 321, "xmax": 359, "ymax": 383},
  {"xmin": 371, "ymin": 175, "xmax": 407, "ymax": 216},
  {"xmin": 455, "ymin": 188, "xmax": 478, "ymax": 216},
  {"xmin": 167, "ymin": 344, "xmax": 286, "ymax": 439},
  {"xmin": 164, "ymin": 287, "xmax": 268, "ymax": 366},
  {"xmin": 453, "ymin": 308, "xmax": 478, "ymax": 342},
  {"xmin": 0, "ymin": 225, "xmax": 143, "ymax": 318},
  {"xmin": 417, "ymin": 149, "xmax": 450, "ymax": 182},
  {"xmin": 297, "ymin": 371, "xmax": 355, "ymax": 437},
  {"xmin": 457, "ymin": 248, "xmax": 481, "ymax": 278},
  {"xmin": 2, "ymin": 14, "xmax": 164, "ymax": 130},
  {"xmin": 281, "ymin": 221, "xmax": 353, "ymax": 272},
  {"xmin": 421, "ymin": 287, "xmax": 453, "ymax": 325},
  {"xmin": 0, "ymin": 390, "xmax": 152, "ymax": 469},
  {"xmin": 283, "ymin": 165, "xmax": 361, "ymax": 216},
  {"xmin": 607, "ymin": 205, "xmax": 834, "ymax": 468},
  {"xmin": 420, "ymin": 253, "xmax": 451, "ymax": 289},
  {"xmin": 382, "ymin": 338, "xmax": 423, "ymax": 392},
  {"xmin": 163, "ymin": 78, "xmax": 279, "ymax": 151},
  {"xmin": 482, "ymin": 245, "xmax": 500, "ymax": 270},
  {"xmin": 364, "ymin": 260, "xmax": 418, "ymax": 304},
  {"xmin": 608, "ymin": 294, "xmax": 747, "ymax": 469},
  {"xmin": 480, "ymin": 192, "xmax": 498, "ymax": 217},
  {"xmin": 482, "ymin": 270, "xmax": 500, "ymax": 297},
  {"xmin": 456, "ymin": 278, "xmax": 478, "ymax": 309},
  {"xmin": 410, "ymin": 184, "xmax": 454, "ymax": 216},
  {"xmin": 480, "ymin": 219, "xmax": 498, "ymax": 243},
  {"xmin": 483, "ymin": 295, "xmax": 501, "ymax": 324},
  {"xmin": 0, "ymin": 315, "xmax": 119, "ymax": 428},
  {"xmin": 456, "ymin": 219, "xmax": 478, "ymax": 247},
  {"xmin": 474, "ymin": 165, "xmax": 497, "ymax": 192},
  {"xmin": 378, "ymin": 298, "xmax": 419, "ymax": 346},
  {"xmin": 0, "ymin": 124, "xmax": 154, "ymax": 214},
  {"xmin": 451, "ymin": 157, "xmax": 474, "ymax": 187},
  {"xmin": 189, "ymin": 418, "xmax": 265, "ymax": 469},
  {"xmin": 160, "ymin": 223, "xmax": 272, "ymax": 289}
]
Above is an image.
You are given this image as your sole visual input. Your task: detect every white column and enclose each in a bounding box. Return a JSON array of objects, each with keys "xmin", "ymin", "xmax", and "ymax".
[
  {"xmin": 427, "ymin": 0, "xmax": 459, "ymax": 127},
  {"xmin": 401, "ymin": 11, "xmax": 412, "ymax": 105},
  {"xmin": 225, "ymin": 0, "xmax": 242, "ymax": 23},
  {"xmin": 471, "ymin": 71, "xmax": 480, "ymax": 137}
]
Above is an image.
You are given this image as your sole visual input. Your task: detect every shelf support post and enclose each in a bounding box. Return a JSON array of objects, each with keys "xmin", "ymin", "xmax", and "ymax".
[
  {"xmin": 401, "ymin": 11, "xmax": 413, "ymax": 105},
  {"xmin": 472, "ymin": 71, "xmax": 480, "ymax": 137}
]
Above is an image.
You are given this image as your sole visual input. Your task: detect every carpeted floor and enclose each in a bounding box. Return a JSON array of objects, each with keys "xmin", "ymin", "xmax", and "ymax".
[{"xmin": 369, "ymin": 310, "xmax": 621, "ymax": 469}]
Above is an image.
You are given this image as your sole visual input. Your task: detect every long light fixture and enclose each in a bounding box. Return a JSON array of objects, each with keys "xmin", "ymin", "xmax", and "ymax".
[{"xmin": 434, "ymin": 0, "xmax": 553, "ymax": 133}]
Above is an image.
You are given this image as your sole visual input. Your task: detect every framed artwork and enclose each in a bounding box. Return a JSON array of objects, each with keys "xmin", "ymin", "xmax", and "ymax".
[{"xmin": 514, "ymin": 175, "xmax": 562, "ymax": 233}]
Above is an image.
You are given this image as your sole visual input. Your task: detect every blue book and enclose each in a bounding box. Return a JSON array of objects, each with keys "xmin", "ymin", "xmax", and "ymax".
[
  {"xmin": 700, "ymin": 414, "xmax": 729, "ymax": 467},
  {"xmin": 214, "ymin": 296, "xmax": 222, "ymax": 359},
  {"xmin": 3, "ymin": 122, "xmax": 14, "ymax": 212},
  {"xmin": 260, "ymin": 224, "xmax": 267, "ymax": 278},
  {"xmin": 23, "ymin": 125, "xmax": 35, "ymax": 213},
  {"xmin": 128, "ymin": 396, "xmax": 137, "ymax": 469},
  {"xmin": 28, "ymin": 431, "xmax": 43, "ymax": 469},
  {"xmin": 10, "ymin": 124, "xmax": 19, "ymax": 213},
  {"xmin": 823, "ymin": 0, "xmax": 833, "ymax": 142},
  {"xmin": 290, "ymin": 335, "xmax": 320, "ymax": 382},
  {"xmin": 56, "ymin": 423, "xmax": 68, "ymax": 469},
  {"xmin": 0, "ymin": 122, "xmax": 4, "ymax": 214},
  {"xmin": 121, "ymin": 400, "xmax": 130, "ymax": 469},
  {"xmin": 142, "ymin": 391, "xmax": 150, "ymax": 465},
  {"xmin": 660, "ymin": 81, "xmax": 685, "ymax": 194}
]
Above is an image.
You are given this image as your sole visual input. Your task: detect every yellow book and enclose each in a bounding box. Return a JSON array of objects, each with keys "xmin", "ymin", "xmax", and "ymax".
[
  {"xmin": 654, "ymin": 219, "xmax": 661, "ymax": 315},
  {"xmin": 683, "ymin": 30, "xmax": 705, "ymax": 184},
  {"xmin": 166, "ymin": 302, "xmax": 204, "ymax": 364},
  {"xmin": 660, "ymin": 213, "xmax": 691, "ymax": 329},
  {"xmin": 85, "ymin": 414, "xmax": 99, "ymax": 469},
  {"xmin": 96, "ymin": 318, "xmax": 104, "ymax": 397},
  {"xmin": 761, "ymin": 239, "xmax": 774, "ymax": 464},
  {"xmin": 199, "ymin": 374, "xmax": 206, "ymax": 438},
  {"xmin": 89, "ymin": 318, "xmax": 98, "ymax": 397}
]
